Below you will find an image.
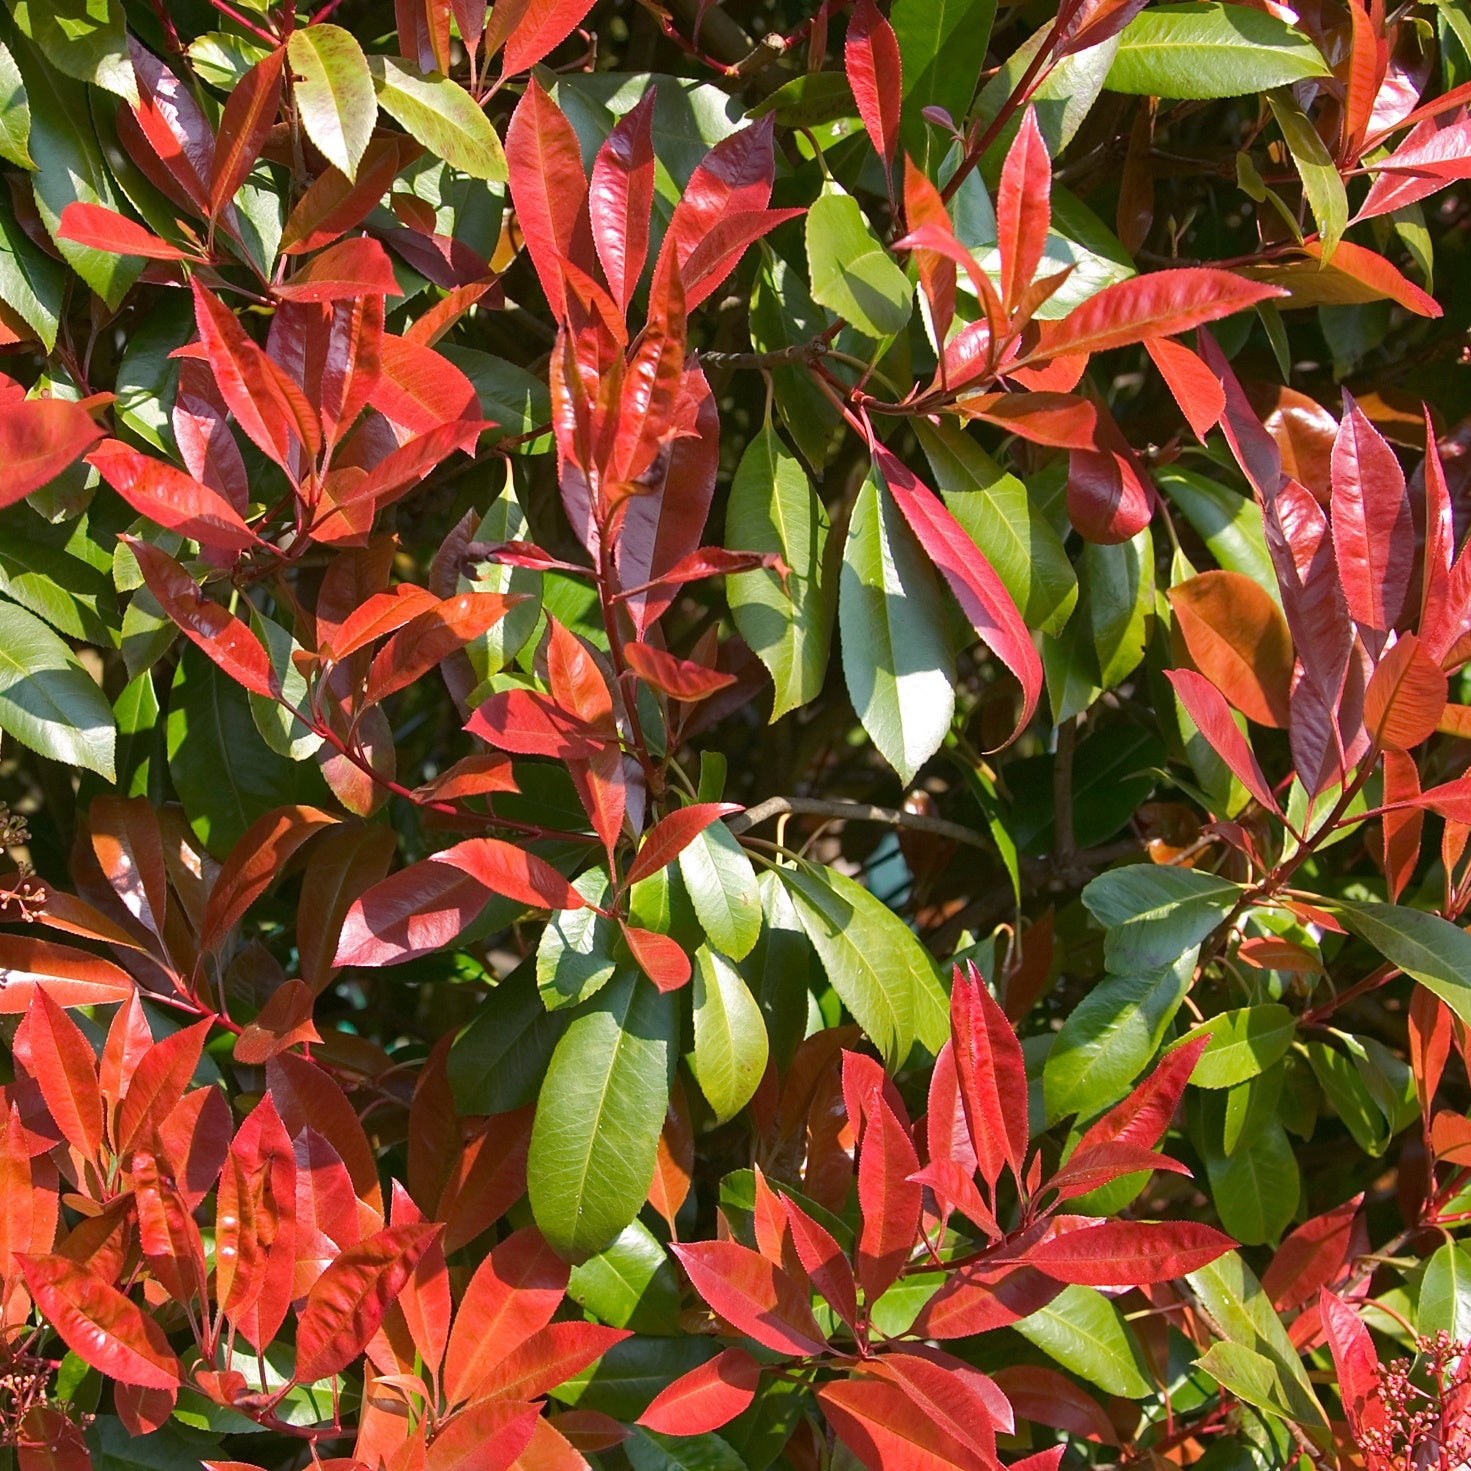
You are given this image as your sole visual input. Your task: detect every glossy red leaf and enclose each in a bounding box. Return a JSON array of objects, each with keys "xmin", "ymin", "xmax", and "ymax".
[
  {"xmin": 129, "ymin": 41, "xmax": 215, "ymax": 213},
  {"xmin": 1168, "ymin": 570, "xmax": 1294, "ymax": 728},
  {"xmin": 862, "ymin": 1350, "xmax": 1011, "ymax": 1460},
  {"xmin": 506, "ymin": 79, "xmax": 587, "ymax": 320},
  {"xmin": 845, "ymin": 0, "xmax": 902, "ymax": 173},
  {"xmin": 1262, "ymin": 1195, "xmax": 1363, "ymax": 1314},
  {"xmin": 671, "ymin": 1240, "xmax": 829, "ymax": 1356},
  {"xmin": 1067, "ymin": 442, "xmax": 1153, "ymax": 544},
  {"xmin": 1332, "ymin": 394, "xmax": 1414, "ymax": 632},
  {"xmin": 296, "ymin": 1222, "xmax": 440, "ymax": 1382},
  {"xmin": 20, "ymin": 1254, "xmax": 181, "ymax": 1388},
  {"xmin": 1380, "ymin": 748, "xmax": 1424, "ymax": 902},
  {"xmin": 1075, "ymin": 1034, "xmax": 1210, "ymax": 1153},
  {"xmin": 621, "ymin": 924, "xmax": 691, "ymax": 992},
  {"xmin": 282, "ymin": 140, "xmax": 407, "ymax": 255},
  {"xmin": 624, "ymin": 641, "xmax": 737, "ymax": 702},
  {"xmin": 914, "ymin": 1261, "xmax": 1063, "ymax": 1339},
  {"xmin": 609, "ymin": 254, "xmax": 687, "ymax": 488},
  {"xmin": 856, "ymin": 1089, "xmax": 922, "ymax": 1304},
  {"xmin": 427, "ymin": 1402, "xmax": 540, "ymax": 1471},
  {"xmin": 817, "ymin": 1376, "xmax": 992, "ymax": 1471},
  {"xmin": 275, "ymin": 237, "xmax": 404, "ymax": 303},
  {"xmin": 874, "ymin": 443, "xmax": 1042, "ymax": 743},
  {"xmin": 467, "ymin": 1319, "xmax": 631, "ymax": 1401},
  {"xmin": 996, "ymin": 108, "xmax": 1050, "ymax": 314},
  {"xmin": 234, "ymin": 980, "xmax": 321, "ymax": 1065},
  {"xmin": 1024, "ymin": 1218, "xmax": 1234, "ymax": 1284},
  {"xmin": 1166, "ymin": 668, "xmax": 1282, "ymax": 815},
  {"xmin": 0, "ymin": 935, "xmax": 137, "ymax": 1011},
  {"xmin": 56, "ymin": 203, "xmax": 188, "ymax": 260},
  {"xmin": 677, "ymin": 207, "xmax": 805, "ymax": 310},
  {"xmin": 638, "ymin": 1346, "xmax": 762, "ymax": 1435},
  {"xmin": 1321, "ymin": 1290, "xmax": 1389, "ymax": 1439},
  {"xmin": 117, "ymin": 1020, "xmax": 212, "ymax": 1156},
  {"xmin": 432, "ymin": 836, "xmax": 587, "ymax": 911},
  {"xmin": 624, "ymin": 804, "xmax": 739, "ymax": 887},
  {"xmin": 1301, "ymin": 237, "xmax": 1441, "ymax": 317},
  {"xmin": 89, "ymin": 441, "xmax": 255, "ymax": 554},
  {"xmin": 0, "ymin": 397, "xmax": 103, "ymax": 510},
  {"xmin": 993, "ymin": 1364, "xmax": 1118, "ymax": 1444},
  {"xmin": 297, "ymin": 824, "xmax": 398, "ymax": 995},
  {"xmin": 1145, "ymin": 336, "xmax": 1225, "ymax": 440},
  {"xmin": 1045, "ymin": 1140, "xmax": 1188, "ymax": 1202},
  {"xmin": 780, "ymin": 1195, "xmax": 858, "ymax": 1330},
  {"xmin": 328, "ymin": 585, "xmax": 440, "ymax": 659},
  {"xmin": 132, "ymin": 1151, "xmax": 208, "ymax": 1307},
  {"xmin": 501, "ymin": 0, "xmax": 598, "ymax": 73},
  {"xmin": 590, "ymin": 90, "xmax": 655, "ymax": 313},
  {"xmin": 1033, "ymin": 269, "xmax": 1285, "ymax": 360},
  {"xmin": 466, "ymin": 687, "xmax": 605, "ymax": 759},
  {"xmin": 444, "ymin": 1225, "xmax": 567, "ymax": 1404},
  {"xmin": 200, "ymin": 807, "xmax": 337, "ymax": 952},
  {"xmin": 210, "ymin": 44, "xmax": 286, "ymax": 217},
  {"xmin": 123, "ymin": 537, "xmax": 276, "ymax": 699},
  {"xmin": 1364, "ymin": 633, "xmax": 1447, "ymax": 749},
  {"xmin": 1359, "ymin": 110, "xmax": 1471, "ymax": 220},
  {"xmin": 949, "ymin": 960, "xmax": 1029, "ymax": 1188},
  {"xmin": 365, "ymin": 592, "xmax": 521, "ymax": 704},
  {"xmin": 959, "ymin": 391, "xmax": 1097, "ymax": 449},
  {"xmin": 16, "ymin": 989, "xmax": 103, "ymax": 1162}
]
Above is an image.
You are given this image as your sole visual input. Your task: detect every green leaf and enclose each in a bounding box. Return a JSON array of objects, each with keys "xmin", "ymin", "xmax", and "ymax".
[
  {"xmin": 0, "ymin": 596, "xmax": 114, "ymax": 778},
  {"xmin": 568, "ymin": 1220, "xmax": 683, "ymax": 1334},
  {"xmin": 1419, "ymin": 1243, "xmax": 1471, "ymax": 1339},
  {"xmin": 0, "ymin": 186, "xmax": 63, "ymax": 349},
  {"xmin": 449, "ymin": 960, "xmax": 570, "ymax": 1115},
  {"xmin": 1188, "ymin": 1251, "xmax": 1327, "ymax": 1430},
  {"xmin": 1105, "ymin": 4, "xmax": 1331, "ymax": 98},
  {"xmin": 187, "ymin": 33, "xmax": 272, "ymax": 91},
  {"xmin": 1304, "ymin": 1040, "xmax": 1394, "ymax": 1156},
  {"xmin": 1202, "ymin": 1113, "xmax": 1299, "ymax": 1244},
  {"xmin": 691, "ymin": 946, "xmax": 769, "ymax": 1125},
  {"xmin": 891, "ymin": 0, "xmax": 996, "ymax": 155},
  {"xmin": 1084, "ymin": 528, "xmax": 1154, "ymax": 691},
  {"xmin": 914, "ymin": 419, "xmax": 1076, "ymax": 636},
  {"xmin": 0, "ymin": 40, "xmax": 32, "ymax": 169},
  {"xmin": 459, "ymin": 466, "xmax": 543, "ymax": 680},
  {"xmin": 370, "ymin": 57, "xmax": 506, "ymax": 182},
  {"xmin": 113, "ymin": 295, "xmax": 191, "ymax": 454},
  {"xmin": 0, "ymin": 505, "xmax": 117, "ymax": 645},
  {"xmin": 806, "ymin": 185, "xmax": 912, "ymax": 340},
  {"xmin": 779, "ymin": 860, "xmax": 949, "ymax": 1068},
  {"xmin": 287, "ymin": 25, "xmax": 374, "ymax": 180},
  {"xmin": 113, "ymin": 671, "xmax": 160, "ymax": 801},
  {"xmin": 6, "ymin": 0, "xmax": 134, "ymax": 101},
  {"xmin": 1334, "ymin": 900, "xmax": 1471, "ymax": 1027},
  {"xmin": 1267, "ymin": 89, "xmax": 1347, "ymax": 259},
  {"xmin": 627, "ymin": 1429, "xmax": 747, "ymax": 1471},
  {"xmin": 973, "ymin": 26, "xmax": 1120, "ymax": 160},
  {"xmin": 1155, "ymin": 467, "xmax": 1278, "ymax": 598},
  {"xmin": 441, "ymin": 347, "xmax": 553, "ymax": 450},
  {"xmin": 1181, "ymin": 1005, "xmax": 1296, "ymax": 1089},
  {"xmin": 746, "ymin": 72, "xmax": 857, "ymax": 129},
  {"xmin": 556, "ymin": 1336, "xmax": 718, "ymax": 1420},
  {"xmin": 165, "ymin": 646, "xmax": 297, "ymax": 857},
  {"xmin": 538, "ymin": 869, "xmax": 620, "ymax": 1010},
  {"xmin": 678, "ymin": 822, "xmax": 760, "ymax": 962},
  {"xmin": 14, "ymin": 38, "xmax": 142, "ymax": 308},
  {"xmin": 741, "ymin": 870, "xmax": 822, "ymax": 1071},
  {"xmin": 726, "ymin": 424, "xmax": 834, "ymax": 720},
  {"xmin": 840, "ymin": 469, "xmax": 954, "ymax": 782},
  {"xmin": 1196, "ymin": 1341, "xmax": 1309, "ymax": 1423},
  {"xmin": 1014, "ymin": 1284, "xmax": 1154, "ymax": 1397},
  {"xmin": 250, "ymin": 611, "xmax": 321, "ymax": 761},
  {"xmin": 528, "ymin": 970, "xmax": 677, "ymax": 1259},
  {"xmin": 1083, "ymin": 864, "xmax": 1242, "ymax": 973},
  {"xmin": 1044, "ymin": 960, "xmax": 1191, "ymax": 1122}
]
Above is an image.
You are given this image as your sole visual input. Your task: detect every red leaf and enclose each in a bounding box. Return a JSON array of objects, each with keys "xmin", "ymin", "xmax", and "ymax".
[
  {"xmin": 1332, "ymin": 393, "xmax": 1414, "ymax": 632},
  {"xmin": 1044, "ymin": 1140, "xmax": 1188, "ymax": 1202},
  {"xmin": 89, "ymin": 440, "xmax": 255, "ymax": 554},
  {"xmin": 621, "ymin": 924, "xmax": 691, "ymax": 992},
  {"xmin": 780, "ymin": 1195, "xmax": 858, "ymax": 1330},
  {"xmin": 913, "ymin": 1262, "xmax": 1062, "ymax": 1339},
  {"xmin": 20, "ymin": 1254, "xmax": 181, "ymax": 1388},
  {"xmin": 501, "ymin": 0, "xmax": 597, "ymax": 73},
  {"xmin": 671, "ymin": 1240, "xmax": 829, "ymax": 1356},
  {"xmin": 297, "ymin": 824, "xmax": 398, "ymax": 995},
  {"xmin": 862, "ymin": 1350, "xmax": 1011, "ymax": 1461},
  {"xmin": 129, "ymin": 41, "xmax": 215, "ymax": 214},
  {"xmin": 949, "ymin": 960, "xmax": 1030, "ymax": 1188},
  {"xmin": 117, "ymin": 1020, "xmax": 212, "ymax": 1156},
  {"xmin": 1321, "ymin": 1290, "xmax": 1388, "ymax": 1439},
  {"xmin": 466, "ymin": 1319, "xmax": 630, "ymax": 1401},
  {"xmin": 0, "ymin": 398, "xmax": 103, "ymax": 511},
  {"xmin": 233, "ymin": 980, "xmax": 321, "ymax": 1065},
  {"xmin": 282, "ymin": 139, "xmax": 406, "ymax": 255},
  {"xmin": 677, "ymin": 207, "xmax": 805, "ymax": 310},
  {"xmin": 1075, "ymin": 1035, "xmax": 1210, "ymax": 1153},
  {"xmin": 444, "ymin": 1225, "xmax": 569, "ymax": 1406},
  {"xmin": 1067, "ymin": 442, "xmax": 1153, "ymax": 545},
  {"xmin": 122, "ymin": 538, "xmax": 276, "ymax": 699},
  {"xmin": 328, "ymin": 585, "xmax": 441, "ymax": 659},
  {"xmin": 1364, "ymin": 633, "xmax": 1447, "ymax": 749},
  {"xmin": 1168, "ymin": 570, "xmax": 1294, "ymax": 728},
  {"xmin": 1166, "ymin": 669, "xmax": 1282, "ymax": 815},
  {"xmin": 506, "ymin": 79, "xmax": 587, "ymax": 321},
  {"xmin": 874, "ymin": 444, "xmax": 1042, "ymax": 744},
  {"xmin": 0, "ymin": 935, "xmax": 137, "ymax": 1011},
  {"xmin": 427, "ymin": 1402, "xmax": 540, "ymax": 1471},
  {"xmin": 133, "ymin": 1151, "xmax": 208, "ymax": 1306},
  {"xmin": 817, "ymin": 1376, "xmax": 992, "ymax": 1471},
  {"xmin": 191, "ymin": 281, "xmax": 321, "ymax": 469},
  {"xmin": 1262, "ymin": 1195, "xmax": 1363, "ymax": 1313},
  {"xmin": 1023, "ymin": 1218, "xmax": 1234, "ymax": 1285},
  {"xmin": 1145, "ymin": 337, "xmax": 1225, "ymax": 441},
  {"xmin": 1380, "ymin": 748, "xmax": 1424, "ymax": 901},
  {"xmin": 16, "ymin": 989, "xmax": 103, "ymax": 1161},
  {"xmin": 466, "ymin": 687, "xmax": 605, "ymax": 759},
  {"xmin": 1033, "ymin": 269, "xmax": 1285, "ymax": 360},
  {"xmin": 211, "ymin": 45, "xmax": 286, "ymax": 217},
  {"xmin": 200, "ymin": 806, "xmax": 338, "ymax": 952},
  {"xmin": 638, "ymin": 1347, "xmax": 762, "ymax": 1435},
  {"xmin": 275, "ymin": 237, "xmax": 405, "ymax": 303},
  {"xmin": 432, "ymin": 836, "xmax": 587, "ymax": 910},
  {"xmin": 856, "ymin": 1090, "xmax": 921, "ymax": 1304},
  {"xmin": 365, "ymin": 592, "xmax": 521, "ymax": 704},
  {"xmin": 625, "ymin": 804, "xmax": 739, "ymax": 887},
  {"xmin": 993, "ymin": 1364, "xmax": 1118, "ymax": 1444},
  {"xmin": 1359, "ymin": 110, "xmax": 1471, "ymax": 220},
  {"xmin": 56, "ymin": 203, "xmax": 188, "ymax": 260},
  {"xmin": 1301, "ymin": 237, "xmax": 1441, "ymax": 317},
  {"xmin": 660, "ymin": 119, "xmax": 776, "ymax": 305},
  {"xmin": 845, "ymin": 0, "xmax": 903, "ymax": 173},
  {"xmin": 268, "ymin": 1052, "xmax": 381, "ymax": 1211},
  {"xmin": 996, "ymin": 108, "xmax": 1050, "ymax": 314},
  {"xmin": 295, "ymin": 1222, "xmax": 440, "ymax": 1382},
  {"xmin": 624, "ymin": 641, "xmax": 737, "ymax": 702},
  {"xmin": 960, "ymin": 391, "xmax": 1097, "ymax": 449},
  {"xmin": 590, "ymin": 90, "xmax": 655, "ymax": 314}
]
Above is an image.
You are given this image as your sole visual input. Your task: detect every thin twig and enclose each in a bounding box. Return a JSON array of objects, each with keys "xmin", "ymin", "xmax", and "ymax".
[{"xmin": 729, "ymin": 796, "xmax": 990, "ymax": 850}]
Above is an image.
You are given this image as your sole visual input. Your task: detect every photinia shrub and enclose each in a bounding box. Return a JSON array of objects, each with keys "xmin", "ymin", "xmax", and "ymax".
[{"xmin": 1, "ymin": 0, "xmax": 1471, "ymax": 1467}]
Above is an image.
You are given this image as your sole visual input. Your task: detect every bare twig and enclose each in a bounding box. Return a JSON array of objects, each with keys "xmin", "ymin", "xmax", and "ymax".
[{"xmin": 729, "ymin": 795, "xmax": 991, "ymax": 850}]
